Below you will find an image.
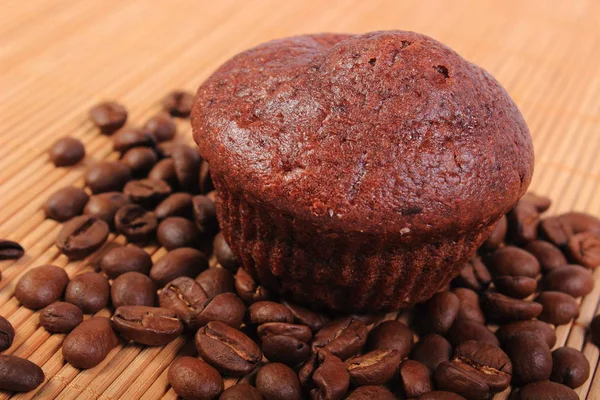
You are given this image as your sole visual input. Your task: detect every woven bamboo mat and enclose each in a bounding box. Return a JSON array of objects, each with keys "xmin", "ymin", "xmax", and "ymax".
[{"xmin": 1, "ymin": 0, "xmax": 600, "ymax": 398}]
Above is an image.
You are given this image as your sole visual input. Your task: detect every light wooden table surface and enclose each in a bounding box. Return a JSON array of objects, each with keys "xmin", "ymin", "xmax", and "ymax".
[{"xmin": 1, "ymin": 0, "xmax": 600, "ymax": 398}]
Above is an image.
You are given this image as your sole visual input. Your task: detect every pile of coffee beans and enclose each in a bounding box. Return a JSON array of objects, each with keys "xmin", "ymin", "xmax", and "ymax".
[{"xmin": 1, "ymin": 94, "xmax": 600, "ymax": 399}]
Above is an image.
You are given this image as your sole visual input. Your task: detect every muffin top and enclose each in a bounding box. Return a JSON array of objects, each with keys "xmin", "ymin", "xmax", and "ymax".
[{"xmin": 192, "ymin": 31, "xmax": 533, "ymax": 242}]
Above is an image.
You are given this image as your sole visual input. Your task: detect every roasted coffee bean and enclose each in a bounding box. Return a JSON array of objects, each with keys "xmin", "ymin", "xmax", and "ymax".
[
  {"xmin": 425, "ymin": 291, "xmax": 459, "ymax": 334},
  {"xmin": 507, "ymin": 200, "xmax": 540, "ymax": 244},
  {"xmin": 192, "ymin": 195, "xmax": 218, "ymax": 236},
  {"xmin": 447, "ymin": 319, "xmax": 500, "ymax": 347},
  {"xmin": 262, "ymin": 335, "xmax": 310, "ymax": 366},
  {"xmin": 367, "ymin": 320, "xmax": 414, "ymax": 357},
  {"xmin": 255, "ymin": 363, "xmax": 301, "ymax": 400},
  {"xmin": 121, "ymin": 147, "xmax": 158, "ymax": 176},
  {"xmin": 282, "ymin": 301, "xmax": 328, "ymax": 333},
  {"xmin": 151, "ymin": 247, "xmax": 208, "ymax": 287},
  {"xmin": 196, "ymin": 292, "xmax": 246, "ymax": 329},
  {"xmin": 592, "ymin": 314, "xmax": 600, "ymax": 346},
  {"xmin": 493, "ymin": 276, "xmax": 537, "ymax": 299},
  {"xmin": 100, "ymin": 245, "xmax": 152, "ymax": 278},
  {"xmin": 49, "ymin": 137, "xmax": 85, "ymax": 167},
  {"xmin": 171, "ymin": 144, "xmax": 201, "ymax": 192},
  {"xmin": 155, "ymin": 193, "xmax": 193, "ymax": 220},
  {"xmin": 399, "ymin": 360, "xmax": 434, "ymax": 398},
  {"xmin": 482, "ymin": 215, "xmax": 507, "ymax": 250},
  {"xmin": 524, "ymin": 240, "xmax": 567, "ymax": 272},
  {"xmin": 541, "ymin": 212, "xmax": 600, "ymax": 247},
  {"xmin": 85, "ymin": 161, "xmax": 131, "ymax": 193},
  {"xmin": 196, "ymin": 267, "xmax": 234, "ymax": 298},
  {"xmin": 162, "ymin": 90, "xmax": 193, "ymax": 117},
  {"xmin": 235, "ymin": 268, "xmax": 270, "ymax": 304},
  {"xmin": 485, "ymin": 246, "xmax": 540, "ymax": 277},
  {"xmin": 346, "ymin": 386, "xmax": 398, "ymax": 400},
  {"xmin": 112, "ymin": 306, "xmax": 182, "ymax": 346},
  {"xmin": 157, "ymin": 217, "xmax": 201, "ymax": 250},
  {"xmin": 516, "ymin": 381, "xmax": 578, "ymax": 400},
  {"xmin": 111, "ymin": 272, "xmax": 156, "ymax": 308},
  {"xmin": 38, "ymin": 302, "xmax": 83, "ymax": 333},
  {"xmin": 65, "ymin": 272, "xmax": 110, "ymax": 313},
  {"xmin": 44, "ymin": 186, "xmax": 89, "ymax": 222},
  {"xmin": 496, "ymin": 320, "xmax": 557, "ymax": 348},
  {"xmin": 299, "ymin": 349, "xmax": 349, "ymax": 400},
  {"xmin": 124, "ymin": 178, "xmax": 171, "ymax": 208},
  {"xmin": 214, "ymin": 233, "xmax": 239, "ymax": 272},
  {"xmin": 168, "ymin": 357, "xmax": 223, "ymax": 400},
  {"xmin": 195, "ymin": 321, "xmax": 261, "ymax": 376},
  {"xmin": 452, "ymin": 288, "xmax": 486, "ymax": 324},
  {"xmin": 199, "ymin": 160, "xmax": 214, "ymax": 194},
  {"xmin": 520, "ymin": 192, "xmax": 552, "ymax": 212},
  {"xmin": 506, "ymin": 332, "xmax": 552, "ymax": 384},
  {"xmin": 411, "ymin": 334, "xmax": 452, "ymax": 371},
  {"xmin": 550, "ymin": 347, "xmax": 590, "ymax": 389},
  {"xmin": 15, "ymin": 265, "xmax": 69, "ymax": 310},
  {"xmin": 115, "ymin": 204, "xmax": 157, "ymax": 242},
  {"xmin": 345, "ymin": 349, "xmax": 402, "ymax": 386},
  {"xmin": 536, "ymin": 291, "xmax": 579, "ymax": 325},
  {"xmin": 567, "ymin": 231, "xmax": 600, "ymax": 269},
  {"xmin": 0, "ymin": 316, "xmax": 14, "ymax": 351},
  {"xmin": 312, "ymin": 317, "xmax": 368, "ymax": 360},
  {"xmin": 0, "ymin": 239, "xmax": 24, "ymax": 260},
  {"xmin": 89, "ymin": 101, "xmax": 127, "ymax": 134},
  {"xmin": 219, "ymin": 383, "xmax": 262, "ymax": 400},
  {"xmin": 542, "ymin": 264, "xmax": 593, "ymax": 297},
  {"xmin": 56, "ymin": 215, "xmax": 109, "ymax": 260},
  {"xmin": 257, "ymin": 322, "xmax": 312, "ymax": 342},
  {"xmin": 248, "ymin": 301, "xmax": 294, "ymax": 325},
  {"xmin": 481, "ymin": 291, "xmax": 542, "ymax": 323},
  {"xmin": 160, "ymin": 276, "xmax": 209, "ymax": 329},
  {"xmin": 83, "ymin": 192, "xmax": 129, "ymax": 227},
  {"xmin": 148, "ymin": 158, "xmax": 179, "ymax": 189},
  {"xmin": 454, "ymin": 255, "xmax": 491, "ymax": 292},
  {"xmin": 0, "ymin": 355, "xmax": 44, "ymax": 392},
  {"xmin": 62, "ymin": 317, "xmax": 118, "ymax": 369},
  {"xmin": 113, "ymin": 127, "xmax": 155, "ymax": 153},
  {"xmin": 144, "ymin": 112, "xmax": 176, "ymax": 142}
]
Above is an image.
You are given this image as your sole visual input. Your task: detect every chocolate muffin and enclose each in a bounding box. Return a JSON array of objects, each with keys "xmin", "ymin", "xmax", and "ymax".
[{"xmin": 192, "ymin": 31, "xmax": 533, "ymax": 312}]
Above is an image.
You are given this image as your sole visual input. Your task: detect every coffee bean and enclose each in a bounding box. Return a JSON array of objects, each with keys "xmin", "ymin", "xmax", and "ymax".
[
  {"xmin": 550, "ymin": 347, "xmax": 590, "ymax": 389},
  {"xmin": 214, "ymin": 233, "xmax": 239, "ymax": 273},
  {"xmin": 592, "ymin": 314, "xmax": 600, "ymax": 347},
  {"xmin": 62, "ymin": 317, "xmax": 118, "ymax": 369},
  {"xmin": 367, "ymin": 320, "xmax": 414, "ymax": 358},
  {"xmin": 434, "ymin": 363, "xmax": 488, "ymax": 400},
  {"xmin": 425, "ymin": 291, "xmax": 459, "ymax": 334},
  {"xmin": 155, "ymin": 193, "xmax": 193, "ymax": 220},
  {"xmin": 485, "ymin": 246, "xmax": 540, "ymax": 277},
  {"xmin": 159, "ymin": 276, "xmax": 209, "ymax": 329},
  {"xmin": 506, "ymin": 332, "xmax": 552, "ymax": 384},
  {"xmin": 115, "ymin": 204, "xmax": 158, "ymax": 242},
  {"xmin": 121, "ymin": 147, "xmax": 158, "ymax": 176},
  {"xmin": 516, "ymin": 381, "xmax": 578, "ymax": 400},
  {"xmin": 411, "ymin": 334, "xmax": 452, "ymax": 371},
  {"xmin": 0, "ymin": 239, "xmax": 24, "ymax": 260},
  {"xmin": 65, "ymin": 272, "xmax": 110, "ymax": 313},
  {"xmin": 542, "ymin": 264, "xmax": 593, "ymax": 297},
  {"xmin": 196, "ymin": 267, "xmax": 234, "ymax": 298},
  {"xmin": 157, "ymin": 217, "xmax": 201, "ymax": 250},
  {"xmin": 536, "ymin": 291, "xmax": 579, "ymax": 325},
  {"xmin": 111, "ymin": 272, "xmax": 156, "ymax": 308},
  {"xmin": 0, "ymin": 316, "xmax": 14, "ymax": 351},
  {"xmin": 111, "ymin": 306, "xmax": 182, "ymax": 346},
  {"xmin": 452, "ymin": 288, "xmax": 485, "ymax": 324},
  {"xmin": 15, "ymin": 265, "xmax": 69, "ymax": 310},
  {"xmin": 197, "ymin": 292, "xmax": 246, "ymax": 329},
  {"xmin": 248, "ymin": 301, "xmax": 294, "ymax": 325},
  {"xmin": 496, "ymin": 320, "xmax": 557, "ymax": 348},
  {"xmin": 262, "ymin": 335, "xmax": 310, "ymax": 366},
  {"xmin": 89, "ymin": 101, "xmax": 127, "ymax": 134},
  {"xmin": 520, "ymin": 193, "xmax": 552, "ymax": 212},
  {"xmin": 299, "ymin": 349, "xmax": 349, "ymax": 400},
  {"xmin": 192, "ymin": 195, "xmax": 218, "ymax": 237},
  {"xmin": 257, "ymin": 322, "xmax": 312, "ymax": 342},
  {"xmin": 481, "ymin": 291, "xmax": 542, "ymax": 323},
  {"xmin": 255, "ymin": 363, "xmax": 301, "ymax": 400},
  {"xmin": 219, "ymin": 384, "xmax": 262, "ymax": 400},
  {"xmin": 148, "ymin": 158, "xmax": 179, "ymax": 190},
  {"xmin": 0, "ymin": 355, "xmax": 44, "ymax": 392},
  {"xmin": 567, "ymin": 231, "xmax": 600, "ymax": 269},
  {"xmin": 124, "ymin": 178, "xmax": 171, "ymax": 208},
  {"xmin": 83, "ymin": 192, "xmax": 129, "ymax": 227},
  {"xmin": 312, "ymin": 317, "xmax": 368, "ymax": 360},
  {"xmin": 541, "ymin": 212, "xmax": 600, "ymax": 247},
  {"xmin": 507, "ymin": 200, "xmax": 540, "ymax": 244},
  {"xmin": 454, "ymin": 255, "xmax": 491, "ymax": 292},
  {"xmin": 235, "ymin": 268, "xmax": 271, "ymax": 304},
  {"xmin": 144, "ymin": 112, "xmax": 177, "ymax": 142},
  {"xmin": 282, "ymin": 301, "xmax": 328, "ymax": 333},
  {"xmin": 44, "ymin": 186, "xmax": 89, "ymax": 222},
  {"xmin": 151, "ymin": 247, "xmax": 208, "ymax": 287},
  {"xmin": 447, "ymin": 319, "xmax": 499, "ymax": 347},
  {"xmin": 168, "ymin": 357, "xmax": 223, "ymax": 400},
  {"xmin": 56, "ymin": 215, "xmax": 109, "ymax": 260},
  {"xmin": 345, "ymin": 349, "xmax": 402, "ymax": 386},
  {"xmin": 482, "ymin": 215, "xmax": 507, "ymax": 250},
  {"xmin": 162, "ymin": 90, "xmax": 193, "ymax": 117},
  {"xmin": 399, "ymin": 360, "xmax": 434, "ymax": 398},
  {"xmin": 199, "ymin": 161, "xmax": 214, "ymax": 194},
  {"xmin": 494, "ymin": 276, "xmax": 537, "ymax": 299},
  {"xmin": 85, "ymin": 161, "xmax": 131, "ymax": 193},
  {"xmin": 171, "ymin": 144, "xmax": 201, "ymax": 192},
  {"xmin": 100, "ymin": 245, "xmax": 152, "ymax": 279},
  {"xmin": 49, "ymin": 137, "xmax": 85, "ymax": 167},
  {"xmin": 195, "ymin": 321, "xmax": 261, "ymax": 376},
  {"xmin": 346, "ymin": 386, "xmax": 398, "ymax": 399},
  {"xmin": 524, "ymin": 240, "xmax": 567, "ymax": 272},
  {"xmin": 39, "ymin": 302, "xmax": 83, "ymax": 333},
  {"xmin": 113, "ymin": 127, "xmax": 155, "ymax": 153}
]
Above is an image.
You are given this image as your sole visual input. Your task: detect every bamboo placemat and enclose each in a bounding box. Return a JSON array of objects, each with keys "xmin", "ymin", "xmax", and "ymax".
[{"xmin": 1, "ymin": 0, "xmax": 600, "ymax": 398}]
